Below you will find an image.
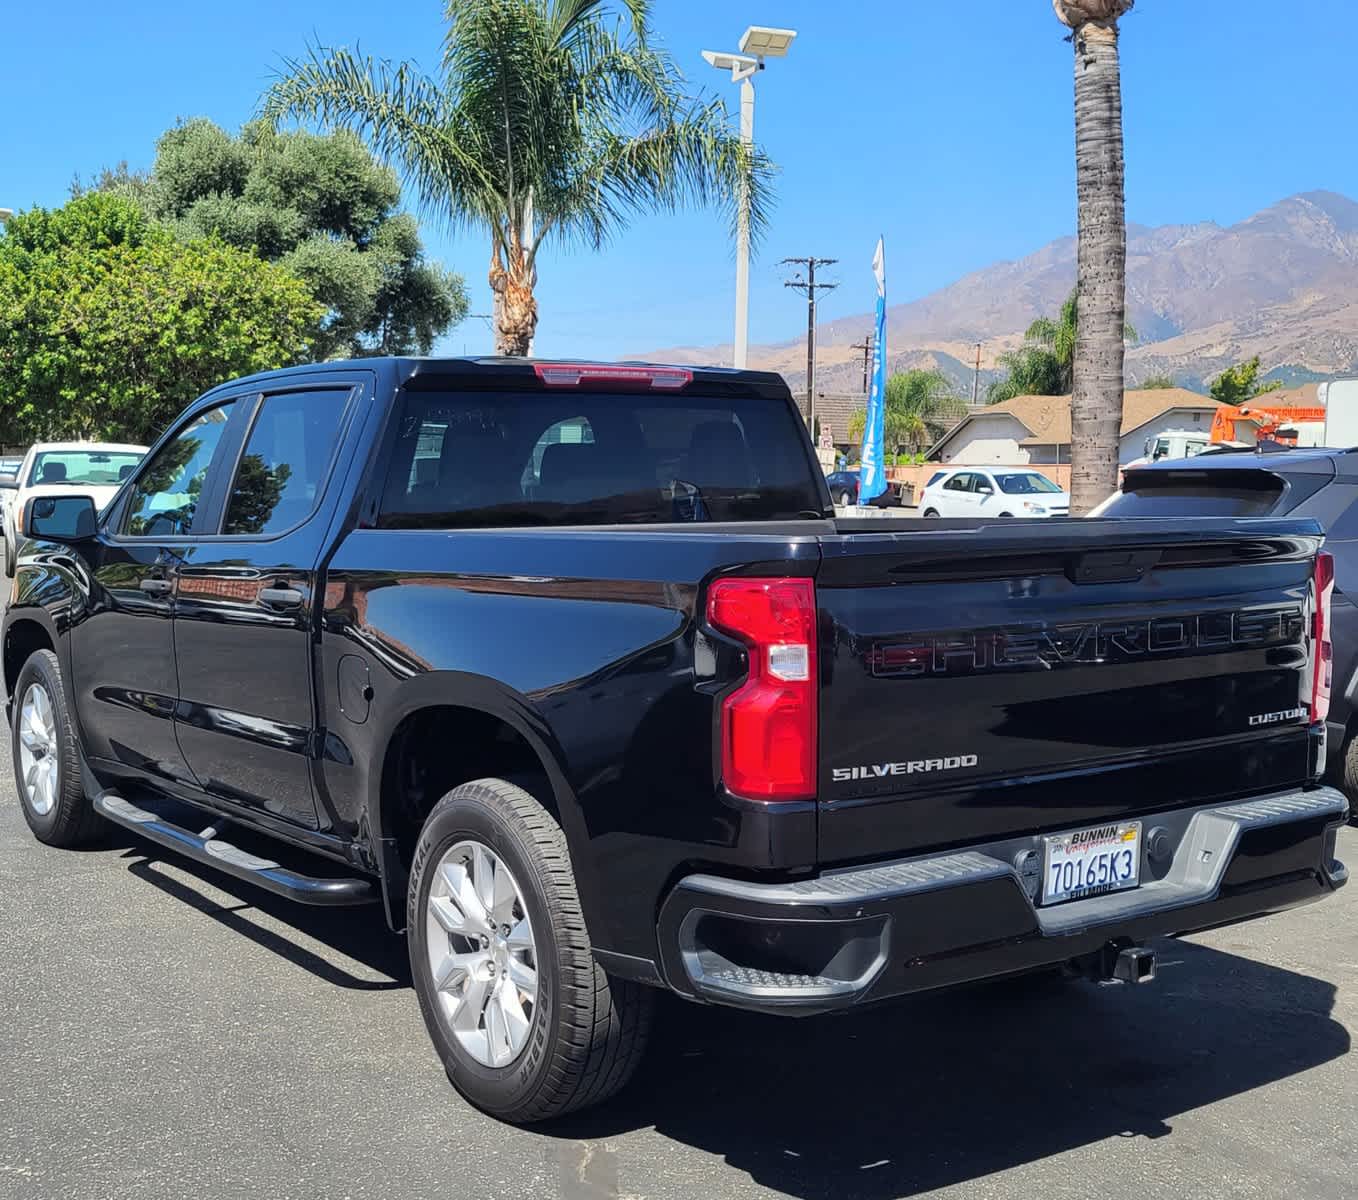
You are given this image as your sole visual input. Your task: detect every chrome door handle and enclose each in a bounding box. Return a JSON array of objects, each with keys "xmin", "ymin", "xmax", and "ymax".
[
  {"xmin": 259, "ymin": 586, "xmax": 303, "ymax": 610},
  {"xmin": 139, "ymin": 578, "xmax": 173, "ymax": 596}
]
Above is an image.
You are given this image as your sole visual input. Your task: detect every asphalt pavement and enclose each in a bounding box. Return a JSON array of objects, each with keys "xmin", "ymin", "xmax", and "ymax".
[{"xmin": 1, "ymin": 723, "xmax": 1355, "ymax": 1199}]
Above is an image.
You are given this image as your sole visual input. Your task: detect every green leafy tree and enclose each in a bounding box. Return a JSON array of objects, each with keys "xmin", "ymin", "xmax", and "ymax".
[
  {"xmin": 849, "ymin": 369, "xmax": 965, "ymax": 452},
  {"xmin": 0, "ymin": 194, "xmax": 323, "ymax": 444},
  {"xmin": 1208, "ymin": 356, "xmax": 1283, "ymax": 406},
  {"xmin": 84, "ymin": 119, "xmax": 467, "ymax": 359},
  {"xmin": 262, "ymin": 0, "xmax": 771, "ymax": 355},
  {"xmin": 224, "ymin": 455, "xmax": 293, "ymax": 534},
  {"xmin": 1140, "ymin": 373, "xmax": 1176, "ymax": 389}
]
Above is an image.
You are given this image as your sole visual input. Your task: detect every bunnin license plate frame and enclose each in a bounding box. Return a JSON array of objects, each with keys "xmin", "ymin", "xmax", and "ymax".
[{"xmin": 1041, "ymin": 820, "xmax": 1142, "ymax": 906}]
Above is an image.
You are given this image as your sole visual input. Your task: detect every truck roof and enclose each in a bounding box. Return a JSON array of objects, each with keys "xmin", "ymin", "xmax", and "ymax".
[{"xmin": 201, "ymin": 356, "xmax": 791, "ymax": 398}]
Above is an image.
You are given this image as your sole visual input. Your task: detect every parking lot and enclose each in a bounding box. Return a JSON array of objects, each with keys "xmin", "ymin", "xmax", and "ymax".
[{"xmin": 0, "ymin": 720, "xmax": 1354, "ymax": 1199}]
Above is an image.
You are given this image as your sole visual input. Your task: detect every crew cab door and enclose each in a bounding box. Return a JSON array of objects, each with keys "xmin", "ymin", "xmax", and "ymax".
[
  {"xmin": 71, "ymin": 398, "xmax": 244, "ymax": 788},
  {"xmin": 170, "ymin": 381, "xmax": 362, "ymax": 828}
]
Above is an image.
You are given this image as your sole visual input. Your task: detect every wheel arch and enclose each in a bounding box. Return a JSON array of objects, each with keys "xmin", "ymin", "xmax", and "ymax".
[
  {"xmin": 3, "ymin": 613, "xmax": 58, "ymax": 700},
  {"xmin": 368, "ymin": 671, "xmax": 596, "ymax": 931}
]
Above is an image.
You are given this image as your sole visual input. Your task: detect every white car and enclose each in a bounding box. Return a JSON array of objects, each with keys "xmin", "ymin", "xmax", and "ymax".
[
  {"xmin": 4, "ymin": 442, "xmax": 147, "ymax": 575},
  {"xmin": 917, "ymin": 467, "xmax": 1070, "ymax": 519}
]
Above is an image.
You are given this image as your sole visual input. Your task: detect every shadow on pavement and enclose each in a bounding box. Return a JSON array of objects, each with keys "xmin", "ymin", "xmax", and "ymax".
[
  {"xmin": 551, "ymin": 942, "xmax": 1348, "ymax": 1199},
  {"xmin": 113, "ymin": 840, "xmax": 1348, "ymax": 1199},
  {"xmin": 120, "ymin": 847, "xmax": 409, "ymax": 990}
]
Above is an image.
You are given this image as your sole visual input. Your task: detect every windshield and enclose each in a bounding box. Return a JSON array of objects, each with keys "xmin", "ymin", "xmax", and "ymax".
[
  {"xmin": 994, "ymin": 472, "xmax": 1063, "ymax": 495},
  {"xmin": 28, "ymin": 450, "xmax": 143, "ymax": 487},
  {"xmin": 379, "ymin": 388, "xmax": 825, "ymax": 528}
]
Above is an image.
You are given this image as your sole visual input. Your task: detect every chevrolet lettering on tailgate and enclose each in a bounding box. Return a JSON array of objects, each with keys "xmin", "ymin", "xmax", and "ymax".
[{"xmin": 868, "ymin": 605, "xmax": 1305, "ymax": 678}]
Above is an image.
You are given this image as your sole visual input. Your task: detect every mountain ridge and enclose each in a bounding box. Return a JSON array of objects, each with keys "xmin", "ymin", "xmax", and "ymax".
[{"xmin": 640, "ymin": 191, "xmax": 1358, "ymax": 397}]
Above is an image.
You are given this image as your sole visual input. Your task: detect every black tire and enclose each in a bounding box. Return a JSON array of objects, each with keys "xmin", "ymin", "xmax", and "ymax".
[
  {"xmin": 1340, "ymin": 731, "xmax": 1358, "ymax": 825},
  {"xmin": 837, "ymin": 491, "xmax": 852, "ymax": 506},
  {"xmin": 923, "ymin": 508, "xmax": 940, "ymax": 518},
  {"xmin": 999, "ymin": 511, "xmax": 1014, "ymax": 518},
  {"xmin": 3, "ymin": 531, "xmax": 13, "ymax": 578},
  {"xmin": 408, "ymin": 778, "xmax": 653, "ymax": 1123},
  {"xmin": 11, "ymin": 649, "xmax": 101, "ymax": 847}
]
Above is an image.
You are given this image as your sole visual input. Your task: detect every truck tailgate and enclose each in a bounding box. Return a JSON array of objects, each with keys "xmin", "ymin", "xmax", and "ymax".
[{"xmin": 815, "ymin": 518, "xmax": 1324, "ymax": 864}]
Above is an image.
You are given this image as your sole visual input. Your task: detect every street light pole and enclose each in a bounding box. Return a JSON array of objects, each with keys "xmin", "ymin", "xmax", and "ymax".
[
  {"xmin": 703, "ymin": 26, "xmax": 797, "ymax": 370},
  {"xmin": 733, "ymin": 75, "xmax": 754, "ymax": 370}
]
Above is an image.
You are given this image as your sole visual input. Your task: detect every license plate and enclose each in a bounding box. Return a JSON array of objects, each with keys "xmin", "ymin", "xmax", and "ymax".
[{"xmin": 1041, "ymin": 821, "xmax": 1141, "ymax": 905}]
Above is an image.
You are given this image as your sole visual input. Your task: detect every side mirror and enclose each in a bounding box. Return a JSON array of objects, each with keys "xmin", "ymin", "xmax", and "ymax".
[
  {"xmin": 977, "ymin": 484, "xmax": 994, "ymax": 495},
  {"xmin": 0, "ymin": 474, "xmax": 17, "ymax": 490},
  {"xmin": 24, "ymin": 494, "xmax": 97, "ymax": 543}
]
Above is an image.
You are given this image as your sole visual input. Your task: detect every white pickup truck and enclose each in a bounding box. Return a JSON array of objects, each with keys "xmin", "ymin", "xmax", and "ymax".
[{"xmin": 2, "ymin": 442, "xmax": 146, "ymax": 575}]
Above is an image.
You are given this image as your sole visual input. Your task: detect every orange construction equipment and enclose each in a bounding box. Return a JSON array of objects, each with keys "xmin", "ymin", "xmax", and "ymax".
[{"xmin": 1209, "ymin": 402, "xmax": 1328, "ymax": 446}]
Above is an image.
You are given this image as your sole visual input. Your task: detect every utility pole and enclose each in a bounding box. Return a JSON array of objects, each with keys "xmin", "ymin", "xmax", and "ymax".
[
  {"xmin": 849, "ymin": 333, "xmax": 873, "ymax": 394},
  {"xmin": 971, "ymin": 341, "xmax": 982, "ymax": 407},
  {"xmin": 782, "ymin": 256, "xmax": 838, "ymax": 433}
]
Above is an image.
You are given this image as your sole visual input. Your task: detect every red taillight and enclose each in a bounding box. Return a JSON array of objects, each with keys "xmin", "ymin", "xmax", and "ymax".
[
  {"xmin": 533, "ymin": 363, "xmax": 692, "ymax": 390},
  {"xmin": 707, "ymin": 577, "xmax": 817, "ymax": 802},
  {"xmin": 1310, "ymin": 550, "xmax": 1335, "ymax": 723}
]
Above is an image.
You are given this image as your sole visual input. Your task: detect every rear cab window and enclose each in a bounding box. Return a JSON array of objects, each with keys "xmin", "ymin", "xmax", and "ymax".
[{"xmin": 378, "ymin": 388, "xmax": 824, "ymax": 528}]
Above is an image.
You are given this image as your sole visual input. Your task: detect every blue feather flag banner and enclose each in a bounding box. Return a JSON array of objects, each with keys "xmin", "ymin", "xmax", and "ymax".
[{"xmin": 857, "ymin": 237, "xmax": 887, "ymax": 504}]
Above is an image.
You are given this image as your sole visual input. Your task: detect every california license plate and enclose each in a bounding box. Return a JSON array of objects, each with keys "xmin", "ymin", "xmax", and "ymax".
[{"xmin": 1041, "ymin": 821, "xmax": 1141, "ymax": 905}]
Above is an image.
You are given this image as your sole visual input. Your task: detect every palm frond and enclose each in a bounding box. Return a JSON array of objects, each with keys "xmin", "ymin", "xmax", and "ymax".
[{"xmin": 262, "ymin": 46, "xmax": 502, "ymax": 237}]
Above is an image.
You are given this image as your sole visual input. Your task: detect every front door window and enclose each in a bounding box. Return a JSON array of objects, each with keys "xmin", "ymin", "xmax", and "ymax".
[{"xmin": 123, "ymin": 403, "xmax": 236, "ymax": 537}]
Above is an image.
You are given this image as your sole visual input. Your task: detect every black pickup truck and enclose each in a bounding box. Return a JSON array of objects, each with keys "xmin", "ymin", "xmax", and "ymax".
[{"xmin": 5, "ymin": 357, "xmax": 1348, "ymax": 1123}]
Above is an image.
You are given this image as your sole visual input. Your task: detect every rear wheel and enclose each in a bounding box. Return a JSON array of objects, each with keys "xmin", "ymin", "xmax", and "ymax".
[
  {"xmin": 12, "ymin": 649, "xmax": 101, "ymax": 847},
  {"xmin": 837, "ymin": 490, "xmax": 852, "ymax": 506},
  {"xmin": 1340, "ymin": 732, "xmax": 1358, "ymax": 824},
  {"xmin": 3, "ymin": 531, "xmax": 13, "ymax": 578},
  {"xmin": 923, "ymin": 508, "xmax": 940, "ymax": 518},
  {"xmin": 408, "ymin": 777, "xmax": 653, "ymax": 1123},
  {"xmin": 999, "ymin": 511, "xmax": 1014, "ymax": 518}
]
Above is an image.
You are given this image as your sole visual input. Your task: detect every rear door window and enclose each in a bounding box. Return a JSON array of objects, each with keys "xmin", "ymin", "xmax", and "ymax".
[
  {"xmin": 379, "ymin": 389, "xmax": 822, "ymax": 527},
  {"xmin": 222, "ymin": 390, "xmax": 348, "ymax": 536}
]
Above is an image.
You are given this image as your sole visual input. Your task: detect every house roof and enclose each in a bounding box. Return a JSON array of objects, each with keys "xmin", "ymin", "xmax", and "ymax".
[
  {"xmin": 807, "ymin": 392, "xmax": 868, "ymax": 446},
  {"xmin": 926, "ymin": 388, "xmax": 1220, "ymax": 457}
]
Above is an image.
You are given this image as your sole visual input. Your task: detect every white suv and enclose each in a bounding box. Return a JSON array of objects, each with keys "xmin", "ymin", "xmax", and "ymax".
[
  {"xmin": 3, "ymin": 442, "xmax": 146, "ymax": 575},
  {"xmin": 918, "ymin": 468, "xmax": 1070, "ymax": 519}
]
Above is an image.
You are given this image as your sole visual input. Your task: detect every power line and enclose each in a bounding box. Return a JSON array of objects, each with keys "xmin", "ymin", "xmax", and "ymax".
[{"xmin": 781, "ymin": 256, "xmax": 839, "ymax": 434}]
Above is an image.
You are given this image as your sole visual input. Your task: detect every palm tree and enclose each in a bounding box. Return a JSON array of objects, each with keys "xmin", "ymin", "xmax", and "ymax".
[
  {"xmin": 262, "ymin": 0, "xmax": 770, "ymax": 355},
  {"xmin": 850, "ymin": 369, "xmax": 964, "ymax": 455},
  {"xmin": 1052, "ymin": 0, "xmax": 1135, "ymax": 513},
  {"xmin": 989, "ymin": 289, "xmax": 1136, "ymax": 403}
]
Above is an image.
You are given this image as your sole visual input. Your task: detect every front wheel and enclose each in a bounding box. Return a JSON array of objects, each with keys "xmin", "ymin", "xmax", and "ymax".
[
  {"xmin": 3, "ymin": 531, "xmax": 13, "ymax": 578},
  {"xmin": 837, "ymin": 490, "xmax": 852, "ymax": 506},
  {"xmin": 408, "ymin": 778, "xmax": 653, "ymax": 1123},
  {"xmin": 12, "ymin": 649, "xmax": 101, "ymax": 847},
  {"xmin": 923, "ymin": 508, "xmax": 940, "ymax": 518}
]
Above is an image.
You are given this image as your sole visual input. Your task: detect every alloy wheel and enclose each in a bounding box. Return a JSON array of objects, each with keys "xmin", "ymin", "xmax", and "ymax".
[
  {"xmin": 425, "ymin": 840, "xmax": 539, "ymax": 1068},
  {"xmin": 18, "ymin": 683, "xmax": 59, "ymax": 816}
]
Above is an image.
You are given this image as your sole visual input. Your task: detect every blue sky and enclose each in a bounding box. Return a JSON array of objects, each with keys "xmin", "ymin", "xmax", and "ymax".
[{"xmin": 3, "ymin": 1, "xmax": 1356, "ymax": 359}]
